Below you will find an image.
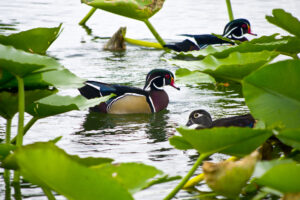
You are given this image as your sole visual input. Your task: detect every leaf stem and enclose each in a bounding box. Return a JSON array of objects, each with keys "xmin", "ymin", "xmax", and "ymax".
[
  {"xmin": 79, "ymin": 7, "xmax": 97, "ymax": 25},
  {"xmin": 143, "ymin": 19, "xmax": 166, "ymax": 46},
  {"xmin": 11, "ymin": 117, "xmax": 39, "ymax": 144},
  {"xmin": 124, "ymin": 37, "xmax": 163, "ymax": 49},
  {"xmin": 225, "ymin": 0, "xmax": 234, "ymax": 21},
  {"xmin": 42, "ymin": 187, "xmax": 56, "ymax": 200},
  {"xmin": 163, "ymin": 153, "xmax": 210, "ymax": 200},
  {"xmin": 6, "ymin": 118, "xmax": 12, "ymax": 144},
  {"xmin": 4, "ymin": 169, "xmax": 11, "ymax": 200},
  {"xmin": 16, "ymin": 76, "xmax": 25, "ymax": 147},
  {"xmin": 12, "ymin": 176, "xmax": 22, "ymax": 200}
]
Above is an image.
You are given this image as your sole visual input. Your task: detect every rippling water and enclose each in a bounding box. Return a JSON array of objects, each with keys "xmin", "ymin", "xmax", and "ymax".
[{"xmin": 0, "ymin": 0, "xmax": 299, "ymax": 199}]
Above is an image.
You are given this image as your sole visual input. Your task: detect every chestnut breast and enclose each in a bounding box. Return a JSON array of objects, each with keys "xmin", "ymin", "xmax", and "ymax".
[{"xmin": 150, "ymin": 90, "xmax": 169, "ymax": 112}]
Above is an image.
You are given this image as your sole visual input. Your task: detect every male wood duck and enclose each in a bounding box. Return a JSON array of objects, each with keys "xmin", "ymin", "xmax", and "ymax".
[
  {"xmin": 164, "ymin": 18, "xmax": 256, "ymax": 52},
  {"xmin": 78, "ymin": 69, "xmax": 180, "ymax": 114},
  {"xmin": 186, "ymin": 109, "xmax": 255, "ymax": 129}
]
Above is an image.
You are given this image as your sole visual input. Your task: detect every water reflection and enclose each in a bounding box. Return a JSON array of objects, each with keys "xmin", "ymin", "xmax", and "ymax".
[
  {"xmin": 0, "ymin": 21, "xmax": 18, "ymax": 33},
  {"xmin": 77, "ymin": 110, "xmax": 171, "ymax": 142}
]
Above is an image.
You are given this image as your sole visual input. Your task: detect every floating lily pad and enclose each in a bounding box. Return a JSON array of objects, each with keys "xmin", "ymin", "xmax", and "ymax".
[
  {"xmin": 168, "ymin": 51, "xmax": 278, "ymax": 83},
  {"xmin": 175, "ymin": 68, "xmax": 216, "ymax": 85}
]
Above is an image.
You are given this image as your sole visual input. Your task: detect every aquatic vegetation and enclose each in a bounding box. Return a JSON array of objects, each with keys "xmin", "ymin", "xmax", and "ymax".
[
  {"xmin": 164, "ymin": 9, "xmax": 300, "ymax": 200},
  {"xmin": 0, "ymin": 25, "xmax": 177, "ymax": 199},
  {"xmin": 80, "ymin": 0, "xmax": 166, "ymax": 46}
]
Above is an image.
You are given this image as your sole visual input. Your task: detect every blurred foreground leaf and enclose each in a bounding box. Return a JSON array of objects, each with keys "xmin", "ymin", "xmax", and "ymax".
[
  {"xmin": 243, "ymin": 60, "xmax": 300, "ymax": 129},
  {"xmin": 172, "ymin": 127, "xmax": 272, "ymax": 157}
]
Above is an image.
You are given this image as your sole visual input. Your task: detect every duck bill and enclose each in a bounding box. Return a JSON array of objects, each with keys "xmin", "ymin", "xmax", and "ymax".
[
  {"xmin": 170, "ymin": 78, "xmax": 180, "ymax": 90},
  {"xmin": 186, "ymin": 119, "xmax": 193, "ymax": 126},
  {"xmin": 247, "ymin": 25, "xmax": 257, "ymax": 36}
]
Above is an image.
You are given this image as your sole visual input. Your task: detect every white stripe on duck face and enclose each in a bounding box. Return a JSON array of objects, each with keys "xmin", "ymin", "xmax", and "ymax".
[
  {"xmin": 153, "ymin": 77, "xmax": 165, "ymax": 90},
  {"xmin": 86, "ymin": 82, "xmax": 103, "ymax": 96},
  {"xmin": 232, "ymin": 28, "xmax": 245, "ymax": 39},
  {"xmin": 223, "ymin": 26, "xmax": 238, "ymax": 38},
  {"xmin": 144, "ymin": 76, "xmax": 163, "ymax": 90}
]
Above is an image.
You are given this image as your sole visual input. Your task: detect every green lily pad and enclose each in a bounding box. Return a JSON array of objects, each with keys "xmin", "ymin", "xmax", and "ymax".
[
  {"xmin": 168, "ymin": 51, "xmax": 278, "ymax": 83},
  {"xmin": 175, "ymin": 68, "xmax": 216, "ymax": 85},
  {"xmin": 0, "ymin": 44, "xmax": 62, "ymax": 79},
  {"xmin": 0, "ymin": 89, "xmax": 57, "ymax": 119},
  {"xmin": 266, "ymin": 9, "xmax": 300, "ymax": 38},
  {"xmin": 93, "ymin": 163, "xmax": 163, "ymax": 194},
  {"xmin": 5, "ymin": 142, "xmax": 133, "ymax": 200},
  {"xmin": 174, "ymin": 45, "xmax": 231, "ymax": 59},
  {"xmin": 253, "ymin": 159, "xmax": 300, "ymax": 193},
  {"xmin": 0, "ymin": 24, "xmax": 62, "ymax": 54},
  {"xmin": 243, "ymin": 59, "xmax": 300, "ymax": 128},
  {"xmin": 82, "ymin": 0, "xmax": 165, "ymax": 20},
  {"xmin": 26, "ymin": 94, "xmax": 114, "ymax": 118},
  {"xmin": 276, "ymin": 129, "xmax": 300, "ymax": 150},
  {"xmin": 0, "ymin": 143, "xmax": 16, "ymax": 161},
  {"xmin": 172, "ymin": 127, "xmax": 272, "ymax": 157},
  {"xmin": 1, "ymin": 69, "xmax": 85, "ymax": 90}
]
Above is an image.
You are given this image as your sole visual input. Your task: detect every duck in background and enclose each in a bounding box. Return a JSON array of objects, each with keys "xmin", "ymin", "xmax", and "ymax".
[
  {"xmin": 79, "ymin": 69, "xmax": 180, "ymax": 114},
  {"xmin": 164, "ymin": 18, "xmax": 256, "ymax": 52},
  {"xmin": 186, "ymin": 109, "xmax": 255, "ymax": 129}
]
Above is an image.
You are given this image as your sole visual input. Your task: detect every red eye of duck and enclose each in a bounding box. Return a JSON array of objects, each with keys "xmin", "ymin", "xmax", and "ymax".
[
  {"xmin": 165, "ymin": 74, "xmax": 170, "ymax": 79},
  {"xmin": 242, "ymin": 24, "xmax": 247, "ymax": 29}
]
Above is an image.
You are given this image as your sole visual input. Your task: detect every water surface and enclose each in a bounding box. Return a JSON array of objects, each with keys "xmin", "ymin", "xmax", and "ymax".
[{"xmin": 0, "ymin": 0, "xmax": 299, "ymax": 199}]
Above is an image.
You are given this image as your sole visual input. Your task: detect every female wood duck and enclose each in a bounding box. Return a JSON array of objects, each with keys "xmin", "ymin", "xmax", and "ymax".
[
  {"xmin": 164, "ymin": 18, "xmax": 256, "ymax": 52},
  {"xmin": 186, "ymin": 109, "xmax": 255, "ymax": 129},
  {"xmin": 78, "ymin": 69, "xmax": 180, "ymax": 114}
]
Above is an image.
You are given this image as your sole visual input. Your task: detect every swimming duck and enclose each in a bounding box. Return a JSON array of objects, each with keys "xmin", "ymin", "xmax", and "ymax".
[
  {"xmin": 186, "ymin": 109, "xmax": 255, "ymax": 129},
  {"xmin": 164, "ymin": 18, "xmax": 256, "ymax": 52},
  {"xmin": 79, "ymin": 69, "xmax": 180, "ymax": 114}
]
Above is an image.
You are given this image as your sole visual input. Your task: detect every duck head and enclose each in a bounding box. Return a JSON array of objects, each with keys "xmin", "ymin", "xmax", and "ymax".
[
  {"xmin": 186, "ymin": 109, "xmax": 213, "ymax": 129},
  {"xmin": 223, "ymin": 18, "xmax": 257, "ymax": 40},
  {"xmin": 143, "ymin": 69, "xmax": 180, "ymax": 91}
]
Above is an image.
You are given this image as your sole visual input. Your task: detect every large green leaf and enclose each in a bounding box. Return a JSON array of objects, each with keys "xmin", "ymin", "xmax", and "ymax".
[
  {"xmin": 172, "ymin": 127, "xmax": 272, "ymax": 157},
  {"xmin": 0, "ymin": 44, "xmax": 62, "ymax": 79},
  {"xmin": 1, "ymin": 69, "xmax": 85, "ymax": 90},
  {"xmin": 82, "ymin": 0, "xmax": 164, "ymax": 20},
  {"xmin": 0, "ymin": 89, "xmax": 57, "ymax": 119},
  {"xmin": 8, "ymin": 142, "xmax": 133, "ymax": 200},
  {"xmin": 93, "ymin": 163, "xmax": 163, "ymax": 194},
  {"xmin": 26, "ymin": 94, "xmax": 114, "ymax": 118},
  {"xmin": 0, "ymin": 143, "xmax": 16, "ymax": 161},
  {"xmin": 174, "ymin": 45, "xmax": 231, "ymax": 59},
  {"xmin": 175, "ymin": 68, "xmax": 216, "ymax": 85},
  {"xmin": 243, "ymin": 60, "xmax": 300, "ymax": 128},
  {"xmin": 0, "ymin": 24, "xmax": 62, "ymax": 54},
  {"xmin": 168, "ymin": 51, "xmax": 278, "ymax": 83},
  {"xmin": 253, "ymin": 159, "xmax": 300, "ymax": 193},
  {"xmin": 276, "ymin": 129, "xmax": 300, "ymax": 150},
  {"xmin": 266, "ymin": 9, "xmax": 300, "ymax": 38}
]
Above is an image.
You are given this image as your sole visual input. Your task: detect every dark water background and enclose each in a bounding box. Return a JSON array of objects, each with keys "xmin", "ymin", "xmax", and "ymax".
[{"xmin": 0, "ymin": 0, "xmax": 299, "ymax": 199}]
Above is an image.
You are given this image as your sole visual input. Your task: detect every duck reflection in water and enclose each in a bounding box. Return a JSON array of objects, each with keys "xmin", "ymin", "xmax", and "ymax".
[{"xmin": 77, "ymin": 110, "xmax": 170, "ymax": 142}]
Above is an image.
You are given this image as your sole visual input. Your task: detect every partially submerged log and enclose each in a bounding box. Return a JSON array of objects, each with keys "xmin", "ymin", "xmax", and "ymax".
[{"xmin": 103, "ymin": 27, "xmax": 126, "ymax": 51}]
